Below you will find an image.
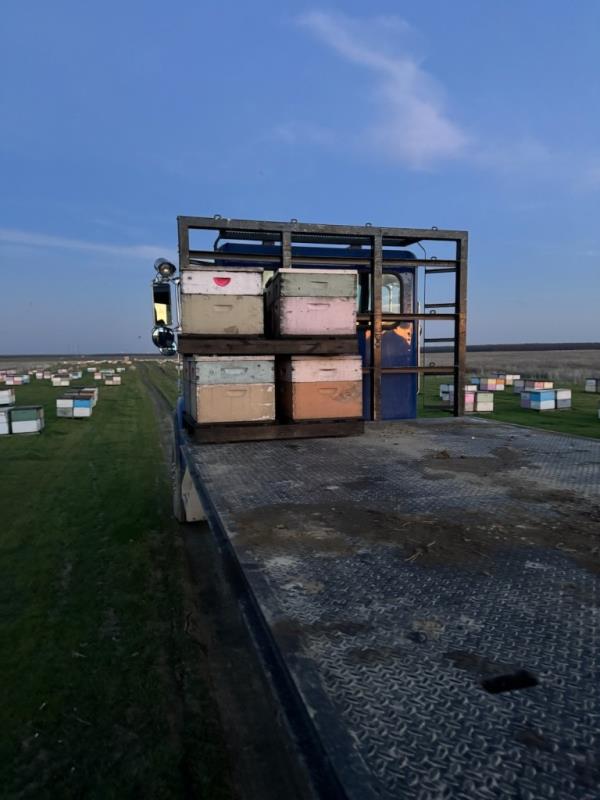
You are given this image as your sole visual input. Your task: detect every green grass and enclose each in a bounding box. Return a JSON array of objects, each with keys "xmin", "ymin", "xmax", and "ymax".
[
  {"xmin": 0, "ymin": 366, "xmax": 231, "ymax": 799},
  {"xmin": 146, "ymin": 361, "xmax": 179, "ymax": 407},
  {"xmin": 419, "ymin": 376, "xmax": 600, "ymax": 438}
]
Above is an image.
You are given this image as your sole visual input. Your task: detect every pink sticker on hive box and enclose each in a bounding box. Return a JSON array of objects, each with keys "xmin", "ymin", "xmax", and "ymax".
[{"xmin": 213, "ymin": 277, "xmax": 231, "ymax": 287}]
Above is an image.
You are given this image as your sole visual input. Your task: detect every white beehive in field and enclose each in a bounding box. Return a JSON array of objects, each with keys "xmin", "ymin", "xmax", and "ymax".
[
  {"xmin": 10, "ymin": 406, "xmax": 44, "ymax": 434},
  {"xmin": 0, "ymin": 388, "xmax": 16, "ymax": 406},
  {"xmin": 57, "ymin": 397, "xmax": 74, "ymax": 418},
  {"xmin": 0, "ymin": 406, "xmax": 12, "ymax": 435}
]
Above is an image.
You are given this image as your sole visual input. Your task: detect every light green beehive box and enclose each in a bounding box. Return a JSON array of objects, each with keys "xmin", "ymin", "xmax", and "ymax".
[{"xmin": 11, "ymin": 407, "xmax": 40, "ymax": 422}]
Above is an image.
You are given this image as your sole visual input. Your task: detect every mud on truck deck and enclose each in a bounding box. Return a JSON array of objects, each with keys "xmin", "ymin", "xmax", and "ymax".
[{"xmin": 182, "ymin": 418, "xmax": 600, "ymax": 800}]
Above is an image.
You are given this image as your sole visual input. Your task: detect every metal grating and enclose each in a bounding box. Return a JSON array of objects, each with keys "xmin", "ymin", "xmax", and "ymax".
[{"xmin": 185, "ymin": 418, "xmax": 600, "ymax": 800}]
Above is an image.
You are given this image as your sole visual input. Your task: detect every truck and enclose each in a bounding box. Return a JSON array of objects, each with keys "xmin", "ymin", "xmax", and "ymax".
[{"xmin": 151, "ymin": 217, "xmax": 600, "ymax": 800}]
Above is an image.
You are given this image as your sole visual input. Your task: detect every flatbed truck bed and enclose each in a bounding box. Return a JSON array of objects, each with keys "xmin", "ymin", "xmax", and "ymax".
[{"xmin": 180, "ymin": 417, "xmax": 600, "ymax": 799}]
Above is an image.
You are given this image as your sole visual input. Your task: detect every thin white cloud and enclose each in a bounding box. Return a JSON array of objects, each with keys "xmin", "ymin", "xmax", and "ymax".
[
  {"xmin": 0, "ymin": 228, "xmax": 172, "ymax": 261},
  {"xmin": 271, "ymin": 121, "xmax": 334, "ymax": 146},
  {"xmin": 297, "ymin": 11, "xmax": 470, "ymax": 169}
]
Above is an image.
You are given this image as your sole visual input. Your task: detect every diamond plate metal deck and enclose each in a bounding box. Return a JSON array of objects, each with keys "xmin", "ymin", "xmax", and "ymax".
[{"xmin": 183, "ymin": 418, "xmax": 600, "ymax": 800}]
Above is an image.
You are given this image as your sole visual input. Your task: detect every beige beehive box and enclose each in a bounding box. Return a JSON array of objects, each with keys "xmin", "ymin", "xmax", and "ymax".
[
  {"xmin": 183, "ymin": 355, "xmax": 275, "ymax": 424},
  {"xmin": 180, "ymin": 267, "xmax": 264, "ymax": 336}
]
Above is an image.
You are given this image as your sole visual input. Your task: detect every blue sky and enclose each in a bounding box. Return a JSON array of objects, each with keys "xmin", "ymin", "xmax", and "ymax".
[{"xmin": 1, "ymin": 0, "xmax": 599, "ymax": 353}]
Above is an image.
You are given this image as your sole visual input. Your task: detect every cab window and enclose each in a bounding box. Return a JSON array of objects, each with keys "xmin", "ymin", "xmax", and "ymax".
[{"xmin": 357, "ymin": 272, "xmax": 403, "ymax": 313}]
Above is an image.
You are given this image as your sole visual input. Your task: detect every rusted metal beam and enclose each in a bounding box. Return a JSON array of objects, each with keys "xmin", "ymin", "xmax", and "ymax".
[
  {"xmin": 371, "ymin": 234, "xmax": 383, "ymax": 421},
  {"xmin": 178, "ymin": 217, "xmax": 190, "ymax": 272},
  {"xmin": 357, "ymin": 313, "xmax": 456, "ymax": 322},
  {"xmin": 453, "ymin": 234, "xmax": 468, "ymax": 417},
  {"xmin": 363, "ymin": 366, "xmax": 456, "ymax": 375},
  {"xmin": 178, "ymin": 216, "xmax": 468, "ymax": 243},
  {"xmin": 281, "ymin": 231, "xmax": 292, "ymax": 270}
]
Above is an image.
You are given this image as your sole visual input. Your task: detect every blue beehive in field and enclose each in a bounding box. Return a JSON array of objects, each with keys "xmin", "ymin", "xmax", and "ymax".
[{"xmin": 529, "ymin": 389, "xmax": 556, "ymax": 411}]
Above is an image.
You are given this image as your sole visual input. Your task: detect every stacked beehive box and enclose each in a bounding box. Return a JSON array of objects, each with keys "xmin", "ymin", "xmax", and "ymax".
[
  {"xmin": 183, "ymin": 356, "xmax": 275, "ymax": 424},
  {"xmin": 0, "ymin": 388, "xmax": 15, "ymax": 435},
  {"xmin": 520, "ymin": 388, "xmax": 571, "ymax": 411},
  {"xmin": 51, "ymin": 376, "xmax": 70, "ymax": 387},
  {"xmin": 277, "ymin": 355, "xmax": 362, "ymax": 421},
  {"xmin": 524, "ymin": 380, "xmax": 554, "ymax": 391},
  {"xmin": 555, "ymin": 389, "xmax": 572, "ymax": 409},
  {"xmin": 265, "ymin": 269, "xmax": 356, "ymax": 337},
  {"xmin": 513, "ymin": 379, "xmax": 525, "ymax": 394},
  {"xmin": 266, "ymin": 270, "xmax": 362, "ymax": 422},
  {"xmin": 9, "ymin": 406, "xmax": 44, "ymax": 434},
  {"xmin": 491, "ymin": 372, "xmax": 520, "ymax": 386},
  {"xmin": 585, "ymin": 379, "xmax": 600, "ymax": 393},
  {"xmin": 179, "ymin": 265, "xmax": 363, "ymax": 439},
  {"xmin": 104, "ymin": 375, "xmax": 122, "ymax": 386},
  {"xmin": 479, "ymin": 377, "xmax": 505, "ymax": 392},
  {"xmin": 0, "ymin": 388, "xmax": 16, "ymax": 406},
  {"xmin": 181, "ymin": 267, "xmax": 264, "ymax": 335},
  {"xmin": 82, "ymin": 387, "xmax": 99, "ymax": 406},
  {"xmin": 57, "ymin": 390, "xmax": 97, "ymax": 419},
  {"xmin": 0, "ymin": 406, "xmax": 10, "ymax": 435},
  {"xmin": 440, "ymin": 384, "xmax": 493, "ymax": 413}
]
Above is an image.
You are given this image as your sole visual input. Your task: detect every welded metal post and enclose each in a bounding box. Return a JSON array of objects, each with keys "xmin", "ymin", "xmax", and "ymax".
[
  {"xmin": 371, "ymin": 234, "xmax": 383, "ymax": 421},
  {"xmin": 281, "ymin": 230, "xmax": 292, "ymax": 270},
  {"xmin": 177, "ymin": 216, "xmax": 190, "ymax": 272},
  {"xmin": 453, "ymin": 234, "xmax": 468, "ymax": 416}
]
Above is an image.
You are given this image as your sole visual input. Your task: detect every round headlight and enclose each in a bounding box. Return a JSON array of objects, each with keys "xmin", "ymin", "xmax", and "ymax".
[
  {"xmin": 151, "ymin": 325, "xmax": 175, "ymax": 349},
  {"xmin": 154, "ymin": 258, "xmax": 176, "ymax": 279}
]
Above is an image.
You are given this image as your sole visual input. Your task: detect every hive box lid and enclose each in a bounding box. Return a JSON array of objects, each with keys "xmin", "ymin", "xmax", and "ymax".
[
  {"xmin": 186, "ymin": 355, "xmax": 275, "ymax": 363},
  {"xmin": 278, "ymin": 355, "xmax": 362, "ymax": 383},
  {"xmin": 267, "ymin": 268, "xmax": 357, "ymax": 299},
  {"xmin": 180, "ymin": 267, "xmax": 264, "ymax": 296}
]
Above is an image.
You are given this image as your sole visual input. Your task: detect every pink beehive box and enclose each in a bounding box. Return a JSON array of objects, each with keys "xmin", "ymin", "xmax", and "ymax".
[{"xmin": 265, "ymin": 269, "xmax": 357, "ymax": 337}]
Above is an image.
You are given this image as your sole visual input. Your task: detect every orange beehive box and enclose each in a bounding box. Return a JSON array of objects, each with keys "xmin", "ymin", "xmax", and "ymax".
[{"xmin": 277, "ymin": 356, "xmax": 363, "ymax": 421}]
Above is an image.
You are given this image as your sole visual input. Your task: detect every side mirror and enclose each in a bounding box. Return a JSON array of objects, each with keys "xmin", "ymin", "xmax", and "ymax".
[
  {"xmin": 152, "ymin": 325, "xmax": 175, "ymax": 349},
  {"xmin": 159, "ymin": 343, "xmax": 178, "ymax": 357}
]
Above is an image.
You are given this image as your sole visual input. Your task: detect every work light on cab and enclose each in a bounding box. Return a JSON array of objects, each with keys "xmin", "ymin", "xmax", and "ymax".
[{"xmin": 154, "ymin": 258, "xmax": 176, "ymax": 281}]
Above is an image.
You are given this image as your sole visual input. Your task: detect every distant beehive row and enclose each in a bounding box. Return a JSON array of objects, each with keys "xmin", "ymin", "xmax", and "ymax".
[
  {"xmin": 461, "ymin": 372, "xmax": 577, "ymax": 413},
  {"xmin": 181, "ymin": 267, "xmax": 362, "ymax": 425},
  {"xmin": 0, "ymin": 362, "xmax": 126, "ymax": 436}
]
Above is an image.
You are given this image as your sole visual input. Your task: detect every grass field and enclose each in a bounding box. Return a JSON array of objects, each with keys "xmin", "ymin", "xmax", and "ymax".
[
  {"xmin": 419, "ymin": 376, "xmax": 600, "ymax": 438},
  {"xmin": 0, "ymin": 365, "xmax": 231, "ymax": 799}
]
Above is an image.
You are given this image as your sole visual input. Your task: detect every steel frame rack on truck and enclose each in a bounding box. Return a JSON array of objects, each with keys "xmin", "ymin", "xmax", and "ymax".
[
  {"xmin": 150, "ymin": 217, "xmax": 600, "ymax": 800},
  {"xmin": 175, "ymin": 216, "xmax": 468, "ymax": 419}
]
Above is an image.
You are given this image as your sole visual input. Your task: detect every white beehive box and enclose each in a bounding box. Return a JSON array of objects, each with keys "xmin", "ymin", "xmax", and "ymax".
[
  {"xmin": 0, "ymin": 388, "xmax": 15, "ymax": 406},
  {"xmin": 0, "ymin": 407, "xmax": 11, "ymax": 435}
]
